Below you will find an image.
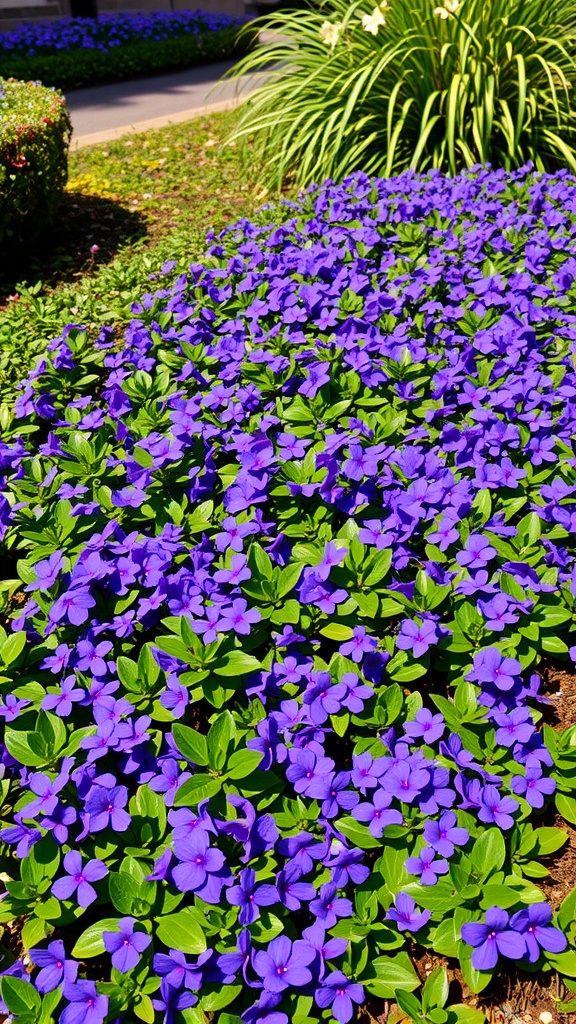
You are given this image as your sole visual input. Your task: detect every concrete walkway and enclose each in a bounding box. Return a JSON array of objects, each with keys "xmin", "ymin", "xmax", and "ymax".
[{"xmin": 66, "ymin": 59, "xmax": 272, "ymax": 149}]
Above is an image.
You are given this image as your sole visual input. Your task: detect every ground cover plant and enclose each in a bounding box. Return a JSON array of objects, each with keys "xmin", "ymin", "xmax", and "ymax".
[
  {"xmin": 2, "ymin": 164, "xmax": 576, "ymax": 1024},
  {"xmin": 0, "ymin": 110, "xmax": 267, "ymax": 407},
  {"xmin": 0, "ymin": 78, "xmax": 71, "ymax": 248},
  {"xmin": 0, "ymin": 11, "xmax": 254, "ymax": 90},
  {"xmin": 228, "ymin": 0, "xmax": 576, "ymax": 188}
]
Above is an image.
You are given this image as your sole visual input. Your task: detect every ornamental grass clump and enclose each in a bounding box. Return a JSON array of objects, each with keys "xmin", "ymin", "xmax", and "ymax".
[
  {"xmin": 229, "ymin": 0, "xmax": 576, "ymax": 186},
  {"xmin": 0, "ymin": 79, "xmax": 71, "ymax": 250},
  {"xmin": 4, "ymin": 166, "xmax": 576, "ymax": 1021}
]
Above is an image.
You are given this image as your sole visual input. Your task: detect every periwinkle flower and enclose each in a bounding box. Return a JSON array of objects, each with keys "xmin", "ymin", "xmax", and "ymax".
[
  {"xmin": 423, "ymin": 811, "xmax": 469, "ymax": 857},
  {"xmin": 404, "ymin": 707, "xmax": 445, "ymax": 744},
  {"xmin": 253, "ymin": 935, "xmax": 315, "ymax": 992},
  {"xmin": 60, "ymin": 979, "xmax": 108, "ymax": 1024},
  {"xmin": 227, "ymin": 868, "xmax": 278, "ymax": 924},
  {"xmin": 510, "ymin": 903, "xmax": 567, "ymax": 962},
  {"xmin": 510, "ymin": 765, "xmax": 556, "ymax": 808},
  {"xmin": 396, "ymin": 618, "xmax": 441, "ymax": 658},
  {"xmin": 52, "ymin": 851, "xmax": 108, "ymax": 907},
  {"xmin": 29, "ymin": 940, "xmax": 78, "ymax": 992},
  {"xmin": 103, "ymin": 917, "xmax": 151, "ymax": 972},
  {"xmin": 456, "ymin": 534, "xmax": 497, "ymax": 570},
  {"xmin": 314, "ymin": 971, "xmax": 364, "ymax": 1024},
  {"xmin": 478, "ymin": 786, "xmax": 519, "ymax": 830},
  {"xmin": 405, "ymin": 847, "xmax": 449, "ymax": 885},
  {"xmin": 461, "ymin": 907, "xmax": 527, "ymax": 970},
  {"xmin": 387, "ymin": 892, "xmax": 431, "ymax": 932}
]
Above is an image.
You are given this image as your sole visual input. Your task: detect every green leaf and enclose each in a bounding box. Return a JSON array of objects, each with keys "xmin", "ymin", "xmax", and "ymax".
[
  {"xmin": 548, "ymin": 950, "xmax": 576, "ymax": 976},
  {"xmin": 5, "ymin": 730, "xmax": 47, "ymax": 768},
  {"xmin": 0, "ymin": 977, "xmax": 41, "ymax": 1016},
  {"xmin": 319, "ymin": 623, "xmax": 354, "ymax": 641},
  {"xmin": 109, "ymin": 871, "xmax": 144, "ymax": 915},
  {"xmin": 336, "ymin": 816, "xmax": 382, "ymax": 849},
  {"xmin": 469, "ymin": 829, "xmax": 506, "ymax": 878},
  {"xmin": 557, "ymin": 792, "xmax": 576, "ymax": 826},
  {"xmin": 422, "ymin": 967, "xmax": 449, "ymax": 1011},
  {"xmin": 458, "ymin": 946, "xmax": 492, "ymax": 994},
  {"xmin": 213, "ymin": 651, "xmax": 261, "ymax": 676},
  {"xmin": 200, "ymin": 984, "xmax": 242, "ymax": 1012},
  {"xmin": 172, "ymin": 724, "xmax": 209, "ymax": 767},
  {"xmin": 72, "ymin": 918, "xmax": 121, "ymax": 957},
  {"xmin": 479, "ymin": 885, "xmax": 521, "ymax": 910},
  {"xmin": 449, "ymin": 1006, "xmax": 487, "ymax": 1024},
  {"xmin": 225, "ymin": 748, "xmax": 263, "ymax": 780},
  {"xmin": 207, "ymin": 711, "xmax": 235, "ymax": 771},
  {"xmin": 173, "ymin": 774, "xmax": 222, "ymax": 806},
  {"xmin": 363, "ymin": 951, "xmax": 420, "ymax": 998},
  {"xmin": 0, "ymin": 631, "xmax": 27, "ymax": 667},
  {"xmin": 396, "ymin": 990, "xmax": 423, "ymax": 1022},
  {"xmin": 155, "ymin": 908, "xmax": 207, "ymax": 954}
]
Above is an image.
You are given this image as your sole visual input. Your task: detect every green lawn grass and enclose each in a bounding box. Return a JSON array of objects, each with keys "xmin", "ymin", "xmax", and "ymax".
[{"xmin": 0, "ymin": 108, "xmax": 280, "ymax": 407}]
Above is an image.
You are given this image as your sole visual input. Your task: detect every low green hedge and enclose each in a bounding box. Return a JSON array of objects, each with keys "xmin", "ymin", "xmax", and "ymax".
[
  {"xmin": 0, "ymin": 79, "xmax": 72, "ymax": 250},
  {"xmin": 0, "ymin": 23, "xmax": 257, "ymax": 90}
]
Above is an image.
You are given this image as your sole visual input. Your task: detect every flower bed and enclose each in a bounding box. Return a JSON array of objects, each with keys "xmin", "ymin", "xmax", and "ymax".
[
  {"xmin": 0, "ymin": 11, "xmax": 255, "ymax": 90},
  {"xmin": 1, "ymin": 165, "xmax": 576, "ymax": 1023},
  {"xmin": 0, "ymin": 78, "xmax": 71, "ymax": 249}
]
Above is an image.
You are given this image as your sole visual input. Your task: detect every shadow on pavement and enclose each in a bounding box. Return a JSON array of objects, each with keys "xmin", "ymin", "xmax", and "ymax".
[{"xmin": 0, "ymin": 193, "xmax": 147, "ymax": 299}]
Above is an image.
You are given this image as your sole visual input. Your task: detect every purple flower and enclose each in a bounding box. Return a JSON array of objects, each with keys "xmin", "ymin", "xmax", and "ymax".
[
  {"xmin": 307, "ymin": 770, "xmax": 359, "ymax": 818},
  {"xmin": 382, "ymin": 761, "xmax": 430, "ymax": 803},
  {"xmin": 404, "ymin": 708, "xmax": 445, "ymax": 744},
  {"xmin": 253, "ymin": 935, "xmax": 315, "ymax": 993},
  {"xmin": 227, "ymin": 868, "xmax": 278, "ymax": 924},
  {"xmin": 478, "ymin": 786, "xmax": 519, "ymax": 830},
  {"xmin": 48, "ymin": 586, "xmax": 96, "ymax": 626},
  {"xmin": 153, "ymin": 949, "xmax": 202, "ymax": 989},
  {"xmin": 461, "ymin": 907, "xmax": 527, "ymax": 970},
  {"xmin": 60, "ymin": 980, "xmax": 108, "ymax": 1024},
  {"xmin": 339, "ymin": 626, "xmax": 377, "ymax": 663},
  {"xmin": 29, "ymin": 940, "xmax": 78, "ymax": 993},
  {"xmin": 405, "ymin": 847, "xmax": 449, "ymax": 885},
  {"xmin": 492, "ymin": 707, "xmax": 535, "ymax": 747},
  {"xmin": 52, "ymin": 851, "xmax": 108, "ymax": 907},
  {"xmin": 84, "ymin": 784, "xmax": 131, "ymax": 833},
  {"xmin": 310, "ymin": 883, "xmax": 353, "ymax": 928},
  {"xmin": 466, "ymin": 648, "xmax": 522, "ymax": 691},
  {"xmin": 387, "ymin": 892, "xmax": 431, "ymax": 932},
  {"xmin": 315, "ymin": 971, "xmax": 364, "ymax": 1024},
  {"xmin": 456, "ymin": 534, "xmax": 497, "ymax": 569},
  {"xmin": 352, "ymin": 788, "xmax": 403, "ymax": 837},
  {"xmin": 510, "ymin": 903, "xmax": 567, "ymax": 962},
  {"xmin": 218, "ymin": 598, "xmax": 261, "ymax": 635},
  {"xmin": 478, "ymin": 593, "xmax": 521, "ymax": 631},
  {"xmin": 25, "ymin": 551, "xmax": 63, "ymax": 591},
  {"xmin": 103, "ymin": 917, "xmax": 151, "ymax": 972},
  {"xmin": 396, "ymin": 618, "xmax": 440, "ymax": 658},
  {"xmin": 172, "ymin": 830, "xmax": 231, "ymax": 903},
  {"xmin": 423, "ymin": 811, "xmax": 469, "ymax": 857},
  {"xmin": 510, "ymin": 766, "xmax": 556, "ymax": 808},
  {"xmin": 276, "ymin": 862, "xmax": 315, "ymax": 911}
]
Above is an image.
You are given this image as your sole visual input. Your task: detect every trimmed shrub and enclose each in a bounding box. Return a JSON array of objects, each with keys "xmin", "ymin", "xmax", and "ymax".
[
  {"xmin": 1, "ymin": 165, "xmax": 576, "ymax": 1022},
  {"xmin": 228, "ymin": 0, "xmax": 576, "ymax": 187},
  {"xmin": 0, "ymin": 12, "xmax": 256, "ymax": 90},
  {"xmin": 0, "ymin": 78, "xmax": 71, "ymax": 250}
]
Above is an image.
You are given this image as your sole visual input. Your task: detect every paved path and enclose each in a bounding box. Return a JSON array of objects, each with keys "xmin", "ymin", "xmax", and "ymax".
[{"xmin": 65, "ymin": 59, "xmax": 271, "ymax": 149}]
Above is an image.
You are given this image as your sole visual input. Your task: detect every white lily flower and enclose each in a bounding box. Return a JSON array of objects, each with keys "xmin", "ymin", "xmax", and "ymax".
[{"xmin": 362, "ymin": 6, "xmax": 386, "ymax": 35}]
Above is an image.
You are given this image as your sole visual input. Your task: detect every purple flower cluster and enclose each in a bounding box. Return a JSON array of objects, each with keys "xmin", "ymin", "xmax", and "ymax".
[
  {"xmin": 0, "ymin": 164, "xmax": 573, "ymax": 1022},
  {"xmin": 0, "ymin": 9, "xmax": 247, "ymax": 56}
]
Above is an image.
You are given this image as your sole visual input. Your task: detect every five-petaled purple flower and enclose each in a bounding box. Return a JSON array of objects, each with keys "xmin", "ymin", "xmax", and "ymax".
[
  {"xmin": 103, "ymin": 917, "xmax": 151, "ymax": 972},
  {"xmin": 461, "ymin": 907, "xmax": 527, "ymax": 970},
  {"xmin": 52, "ymin": 851, "xmax": 108, "ymax": 907}
]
